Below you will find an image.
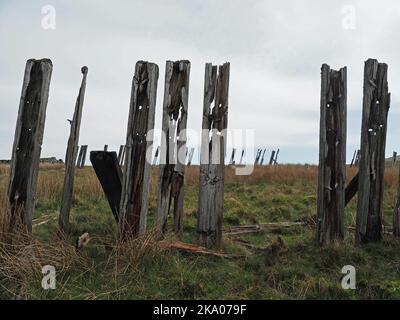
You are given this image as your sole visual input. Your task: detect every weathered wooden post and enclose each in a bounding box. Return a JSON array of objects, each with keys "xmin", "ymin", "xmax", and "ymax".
[
  {"xmin": 354, "ymin": 149, "xmax": 361, "ymax": 166},
  {"xmin": 119, "ymin": 61, "xmax": 159, "ymax": 239},
  {"xmin": 239, "ymin": 149, "xmax": 244, "ymax": 165},
  {"xmin": 316, "ymin": 64, "xmax": 347, "ymax": 246},
  {"xmin": 350, "ymin": 150, "xmax": 357, "ymax": 167},
  {"xmin": 393, "ymin": 165, "xmax": 400, "ymax": 237},
  {"xmin": 254, "ymin": 149, "xmax": 261, "ymax": 165},
  {"xmin": 8, "ymin": 59, "xmax": 53, "ymax": 233},
  {"xmin": 59, "ymin": 66, "xmax": 88, "ymax": 234},
  {"xmin": 104, "ymin": 145, "xmax": 108, "ymax": 152},
  {"xmin": 117, "ymin": 145, "xmax": 125, "ymax": 164},
  {"xmin": 229, "ymin": 148, "xmax": 236, "ymax": 165},
  {"xmin": 152, "ymin": 146, "xmax": 160, "ymax": 166},
  {"xmin": 269, "ymin": 151, "xmax": 276, "ymax": 166},
  {"xmin": 260, "ymin": 149, "xmax": 266, "ymax": 165},
  {"xmin": 187, "ymin": 148, "xmax": 195, "ymax": 166},
  {"xmin": 393, "ymin": 151, "xmax": 397, "ymax": 167},
  {"xmin": 76, "ymin": 146, "xmax": 84, "ymax": 167},
  {"xmin": 80, "ymin": 145, "xmax": 88, "ymax": 167},
  {"xmin": 356, "ymin": 59, "xmax": 390, "ymax": 245},
  {"xmin": 156, "ymin": 60, "xmax": 190, "ymax": 239},
  {"xmin": 197, "ymin": 62, "xmax": 230, "ymax": 248},
  {"xmin": 274, "ymin": 149, "xmax": 280, "ymax": 165}
]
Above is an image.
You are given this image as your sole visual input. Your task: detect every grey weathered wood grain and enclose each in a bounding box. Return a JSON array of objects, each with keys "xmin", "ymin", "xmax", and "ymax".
[
  {"xmin": 197, "ymin": 62, "xmax": 230, "ymax": 248},
  {"xmin": 156, "ymin": 60, "xmax": 191, "ymax": 239},
  {"xmin": 59, "ymin": 66, "xmax": 88, "ymax": 234},
  {"xmin": 80, "ymin": 145, "xmax": 88, "ymax": 167},
  {"xmin": 8, "ymin": 59, "xmax": 53, "ymax": 233},
  {"xmin": 119, "ymin": 61, "xmax": 159, "ymax": 239},
  {"xmin": 356, "ymin": 59, "xmax": 390, "ymax": 244},
  {"xmin": 117, "ymin": 145, "xmax": 124, "ymax": 164},
  {"xmin": 316, "ymin": 64, "xmax": 347, "ymax": 246}
]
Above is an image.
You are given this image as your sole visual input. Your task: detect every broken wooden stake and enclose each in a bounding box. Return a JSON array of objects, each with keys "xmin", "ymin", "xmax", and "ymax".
[
  {"xmin": 59, "ymin": 67, "xmax": 88, "ymax": 234},
  {"xmin": 316, "ymin": 64, "xmax": 347, "ymax": 246},
  {"xmin": 120, "ymin": 61, "xmax": 159, "ymax": 239},
  {"xmin": 356, "ymin": 59, "xmax": 390, "ymax": 245},
  {"xmin": 197, "ymin": 62, "xmax": 230, "ymax": 249},
  {"xmin": 90, "ymin": 151, "xmax": 122, "ymax": 222},
  {"xmin": 156, "ymin": 60, "xmax": 190, "ymax": 239},
  {"xmin": 8, "ymin": 59, "xmax": 53, "ymax": 233}
]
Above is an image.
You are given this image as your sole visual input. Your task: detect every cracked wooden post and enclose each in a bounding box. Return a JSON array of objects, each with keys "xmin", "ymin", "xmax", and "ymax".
[
  {"xmin": 316, "ymin": 64, "xmax": 347, "ymax": 246},
  {"xmin": 356, "ymin": 59, "xmax": 390, "ymax": 245},
  {"xmin": 156, "ymin": 60, "xmax": 190, "ymax": 239},
  {"xmin": 8, "ymin": 59, "xmax": 53, "ymax": 233},
  {"xmin": 119, "ymin": 61, "xmax": 159, "ymax": 239},
  {"xmin": 59, "ymin": 66, "xmax": 88, "ymax": 235},
  {"xmin": 197, "ymin": 62, "xmax": 230, "ymax": 248}
]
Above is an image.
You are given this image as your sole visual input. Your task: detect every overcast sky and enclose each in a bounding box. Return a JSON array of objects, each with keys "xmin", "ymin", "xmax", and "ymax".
[{"xmin": 1, "ymin": 0, "xmax": 400, "ymax": 164}]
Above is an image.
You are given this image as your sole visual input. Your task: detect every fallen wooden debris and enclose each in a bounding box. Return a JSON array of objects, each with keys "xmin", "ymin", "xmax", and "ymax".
[
  {"xmin": 76, "ymin": 232, "xmax": 91, "ymax": 249},
  {"xmin": 159, "ymin": 241, "xmax": 241, "ymax": 259},
  {"xmin": 225, "ymin": 222, "xmax": 305, "ymax": 236}
]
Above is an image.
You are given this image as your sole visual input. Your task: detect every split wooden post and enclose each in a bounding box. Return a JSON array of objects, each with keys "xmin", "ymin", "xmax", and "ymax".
[
  {"xmin": 90, "ymin": 151, "xmax": 122, "ymax": 223},
  {"xmin": 59, "ymin": 66, "xmax": 88, "ymax": 234},
  {"xmin": 356, "ymin": 59, "xmax": 390, "ymax": 245},
  {"xmin": 156, "ymin": 60, "xmax": 191, "ymax": 239},
  {"xmin": 8, "ymin": 59, "xmax": 53, "ymax": 233},
  {"xmin": 316, "ymin": 64, "xmax": 347, "ymax": 246},
  {"xmin": 117, "ymin": 145, "xmax": 125, "ymax": 164},
  {"xmin": 197, "ymin": 62, "xmax": 230, "ymax": 248},
  {"xmin": 119, "ymin": 61, "xmax": 159, "ymax": 239}
]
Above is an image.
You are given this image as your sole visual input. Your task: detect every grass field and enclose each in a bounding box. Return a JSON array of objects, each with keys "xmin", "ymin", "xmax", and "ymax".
[{"xmin": 1, "ymin": 164, "xmax": 400, "ymax": 300}]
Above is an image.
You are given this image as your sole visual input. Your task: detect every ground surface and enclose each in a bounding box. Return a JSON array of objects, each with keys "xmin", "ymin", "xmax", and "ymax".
[{"xmin": 1, "ymin": 164, "xmax": 400, "ymax": 300}]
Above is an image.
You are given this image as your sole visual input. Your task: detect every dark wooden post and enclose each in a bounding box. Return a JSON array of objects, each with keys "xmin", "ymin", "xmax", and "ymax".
[
  {"xmin": 8, "ymin": 59, "xmax": 53, "ymax": 233},
  {"xmin": 254, "ymin": 149, "xmax": 261, "ymax": 165},
  {"xmin": 104, "ymin": 145, "xmax": 108, "ymax": 152},
  {"xmin": 197, "ymin": 62, "xmax": 230, "ymax": 248},
  {"xmin": 393, "ymin": 165, "xmax": 400, "ymax": 237},
  {"xmin": 119, "ymin": 61, "xmax": 159, "ymax": 239},
  {"xmin": 393, "ymin": 151, "xmax": 397, "ymax": 167},
  {"xmin": 350, "ymin": 150, "xmax": 357, "ymax": 167},
  {"xmin": 269, "ymin": 151, "xmax": 276, "ymax": 166},
  {"xmin": 80, "ymin": 145, "xmax": 88, "ymax": 167},
  {"xmin": 117, "ymin": 145, "xmax": 124, "ymax": 164},
  {"xmin": 156, "ymin": 60, "xmax": 190, "ymax": 239},
  {"xmin": 59, "ymin": 67, "xmax": 88, "ymax": 234},
  {"xmin": 76, "ymin": 146, "xmax": 84, "ymax": 167},
  {"xmin": 152, "ymin": 146, "xmax": 160, "ymax": 166},
  {"xmin": 316, "ymin": 64, "xmax": 347, "ymax": 246},
  {"xmin": 356, "ymin": 59, "xmax": 390, "ymax": 245},
  {"xmin": 239, "ymin": 149, "xmax": 244, "ymax": 165},
  {"xmin": 260, "ymin": 149, "xmax": 266, "ymax": 165},
  {"xmin": 354, "ymin": 149, "xmax": 361, "ymax": 166},
  {"xmin": 229, "ymin": 148, "xmax": 236, "ymax": 165},
  {"xmin": 90, "ymin": 151, "xmax": 122, "ymax": 223},
  {"xmin": 274, "ymin": 149, "xmax": 280, "ymax": 165},
  {"xmin": 187, "ymin": 148, "xmax": 195, "ymax": 166}
]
